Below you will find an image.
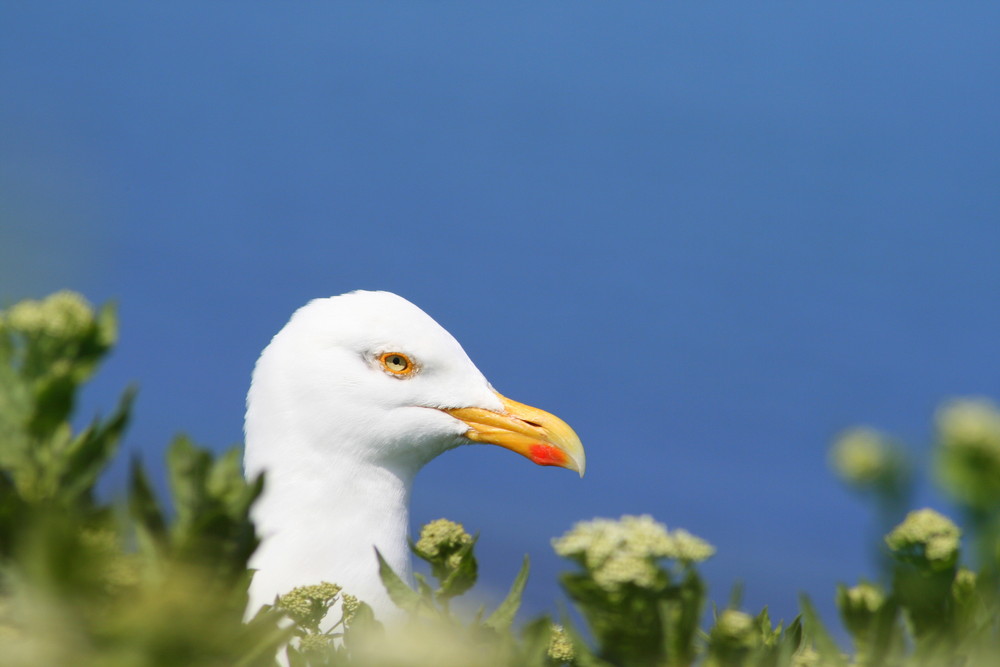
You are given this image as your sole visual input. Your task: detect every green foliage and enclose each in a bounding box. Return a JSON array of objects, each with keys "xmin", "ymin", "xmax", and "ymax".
[
  {"xmin": 0, "ymin": 292, "xmax": 289, "ymax": 666},
  {"xmin": 829, "ymin": 401, "xmax": 1000, "ymax": 667},
  {"xmin": 485, "ymin": 554, "xmax": 530, "ymax": 631},
  {"xmin": 935, "ymin": 398, "xmax": 1000, "ymax": 515},
  {"xmin": 552, "ymin": 515, "xmax": 715, "ymax": 666},
  {"xmin": 0, "ymin": 291, "xmax": 127, "ymax": 511},
  {"xmin": 3, "ymin": 291, "xmax": 1000, "ymax": 666},
  {"xmin": 410, "ymin": 518, "xmax": 479, "ymax": 603}
]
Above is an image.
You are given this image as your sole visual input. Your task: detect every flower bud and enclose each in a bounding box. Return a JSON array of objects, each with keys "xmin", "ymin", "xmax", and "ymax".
[
  {"xmin": 936, "ymin": 398, "xmax": 1000, "ymax": 512},
  {"xmin": 829, "ymin": 427, "xmax": 908, "ymax": 496},
  {"xmin": 2, "ymin": 291, "xmax": 94, "ymax": 339},
  {"xmin": 836, "ymin": 581, "xmax": 885, "ymax": 637},
  {"xmin": 276, "ymin": 582, "xmax": 342, "ymax": 630},
  {"xmin": 885, "ymin": 508, "xmax": 961, "ymax": 571},
  {"xmin": 414, "ymin": 519, "xmax": 472, "ymax": 561},
  {"xmin": 546, "ymin": 624, "xmax": 574, "ymax": 663},
  {"xmin": 552, "ymin": 515, "xmax": 713, "ymax": 594},
  {"xmin": 708, "ymin": 610, "xmax": 757, "ymax": 664}
]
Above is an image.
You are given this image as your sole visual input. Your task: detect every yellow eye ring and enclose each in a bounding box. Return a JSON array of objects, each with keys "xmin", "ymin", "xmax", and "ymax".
[{"xmin": 379, "ymin": 352, "xmax": 414, "ymax": 376}]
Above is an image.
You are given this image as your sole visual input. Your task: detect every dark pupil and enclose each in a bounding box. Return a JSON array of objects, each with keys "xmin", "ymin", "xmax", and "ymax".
[{"xmin": 391, "ymin": 356, "xmax": 403, "ymax": 366}]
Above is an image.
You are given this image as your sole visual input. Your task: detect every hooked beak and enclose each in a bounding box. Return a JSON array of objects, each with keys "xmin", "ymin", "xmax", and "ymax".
[{"xmin": 443, "ymin": 392, "xmax": 585, "ymax": 477}]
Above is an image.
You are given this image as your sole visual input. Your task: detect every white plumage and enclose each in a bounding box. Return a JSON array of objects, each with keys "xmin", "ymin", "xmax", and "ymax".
[{"xmin": 244, "ymin": 291, "xmax": 583, "ymax": 619}]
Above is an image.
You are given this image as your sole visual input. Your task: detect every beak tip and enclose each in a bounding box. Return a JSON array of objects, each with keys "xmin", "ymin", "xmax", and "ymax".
[{"xmin": 560, "ymin": 449, "xmax": 585, "ymax": 477}]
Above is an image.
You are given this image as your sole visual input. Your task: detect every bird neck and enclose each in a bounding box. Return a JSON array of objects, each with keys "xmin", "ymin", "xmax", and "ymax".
[{"xmin": 246, "ymin": 438, "xmax": 418, "ymax": 620}]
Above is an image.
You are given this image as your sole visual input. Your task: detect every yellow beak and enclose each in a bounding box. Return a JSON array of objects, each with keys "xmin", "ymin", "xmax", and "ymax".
[{"xmin": 443, "ymin": 393, "xmax": 585, "ymax": 477}]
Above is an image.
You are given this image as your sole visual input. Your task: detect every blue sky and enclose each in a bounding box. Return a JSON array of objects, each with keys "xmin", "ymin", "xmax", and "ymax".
[{"xmin": 3, "ymin": 2, "xmax": 1000, "ymax": 633}]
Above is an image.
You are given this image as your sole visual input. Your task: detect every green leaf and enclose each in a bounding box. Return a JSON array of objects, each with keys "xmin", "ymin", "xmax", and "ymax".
[
  {"xmin": 560, "ymin": 611, "xmax": 615, "ymax": 667},
  {"xmin": 129, "ymin": 457, "xmax": 167, "ymax": 559},
  {"xmin": 0, "ymin": 343, "xmax": 35, "ymax": 492},
  {"xmin": 867, "ymin": 597, "xmax": 903, "ymax": 667},
  {"xmin": 167, "ymin": 434, "xmax": 213, "ymax": 527},
  {"xmin": 164, "ymin": 436, "xmax": 261, "ymax": 579},
  {"xmin": 727, "ymin": 580, "xmax": 745, "ymax": 609},
  {"xmin": 94, "ymin": 301, "xmax": 118, "ymax": 349},
  {"xmin": 413, "ymin": 571, "xmax": 434, "ymax": 600},
  {"xmin": 343, "ymin": 600, "xmax": 383, "ymax": 654},
  {"xmin": 775, "ymin": 616, "xmax": 804, "ymax": 667},
  {"xmin": 376, "ymin": 548, "xmax": 423, "ymax": 613},
  {"xmin": 799, "ymin": 594, "xmax": 849, "ymax": 667},
  {"xmin": 485, "ymin": 554, "xmax": 530, "ymax": 631},
  {"xmin": 437, "ymin": 535, "xmax": 478, "ymax": 600},
  {"xmin": 662, "ymin": 566, "xmax": 706, "ymax": 665},
  {"xmin": 236, "ymin": 606, "xmax": 299, "ymax": 667},
  {"xmin": 284, "ymin": 645, "xmax": 308, "ymax": 667},
  {"xmin": 208, "ymin": 447, "xmax": 251, "ymax": 510},
  {"xmin": 27, "ymin": 373, "xmax": 75, "ymax": 440},
  {"xmin": 518, "ymin": 615, "xmax": 555, "ymax": 667},
  {"xmin": 784, "ymin": 615, "xmax": 803, "ymax": 650},
  {"xmin": 61, "ymin": 385, "xmax": 135, "ymax": 502},
  {"xmin": 559, "ymin": 571, "xmax": 609, "ymax": 606}
]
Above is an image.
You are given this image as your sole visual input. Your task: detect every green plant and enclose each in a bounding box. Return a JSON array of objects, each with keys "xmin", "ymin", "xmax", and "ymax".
[
  {"xmin": 0, "ymin": 292, "xmax": 289, "ymax": 666},
  {"xmin": 3, "ymin": 291, "xmax": 1000, "ymax": 666}
]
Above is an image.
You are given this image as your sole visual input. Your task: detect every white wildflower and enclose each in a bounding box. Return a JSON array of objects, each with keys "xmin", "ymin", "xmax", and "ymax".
[
  {"xmin": 3, "ymin": 291, "xmax": 93, "ymax": 338},
  {"xmin": 885, "ymin": 508, "xmax": 960, "ymax": 570},
  {"xmin": 829, "ymin": 428, "xmax": 895, "ymax": 486},
  {"xmin": 937, "ymin": 399, "xmax": 1000, "ymax": 450},
  {"xmin": 553, "ymin": 515, "xmax": 713, "ymax": 593}
]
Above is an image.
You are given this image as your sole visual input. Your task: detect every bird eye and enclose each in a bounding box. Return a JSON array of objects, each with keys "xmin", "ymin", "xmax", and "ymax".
[{"xmin": 379, "ymin": 352, "xmax": 414, "ymax": 376}]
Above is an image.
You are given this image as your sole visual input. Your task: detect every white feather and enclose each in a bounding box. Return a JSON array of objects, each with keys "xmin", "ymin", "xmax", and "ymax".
[{"xmin": 244, "ymin": 291, "xmax": 503, "ymax": 618}]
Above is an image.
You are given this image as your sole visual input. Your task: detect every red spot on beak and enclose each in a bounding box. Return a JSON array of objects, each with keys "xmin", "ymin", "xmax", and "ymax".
[{"xmin": 529, "ymin": 443, "xmax": 568, "ymax": 467}]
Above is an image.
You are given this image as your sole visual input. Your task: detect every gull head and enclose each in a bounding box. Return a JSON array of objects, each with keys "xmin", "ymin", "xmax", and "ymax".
[{"xmin": 245, "ymin": 290, "xmax": 584, "ymax": 478}]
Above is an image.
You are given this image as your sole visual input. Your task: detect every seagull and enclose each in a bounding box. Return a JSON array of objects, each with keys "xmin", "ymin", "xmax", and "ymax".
[{"xmin": 244, "ymin": 290, "xmax": 585, "ymax": 619}]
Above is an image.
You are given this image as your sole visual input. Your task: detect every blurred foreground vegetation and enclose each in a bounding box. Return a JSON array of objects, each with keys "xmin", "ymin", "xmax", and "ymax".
[{"xmin": 1, "ymin": 292, "xmax": 999, "ymax": 666}]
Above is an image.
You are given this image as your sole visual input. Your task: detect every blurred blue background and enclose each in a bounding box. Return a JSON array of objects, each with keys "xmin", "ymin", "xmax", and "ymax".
[{"xmin": 3, "ymin": 2, "xmax": 999, "ymax": 632}]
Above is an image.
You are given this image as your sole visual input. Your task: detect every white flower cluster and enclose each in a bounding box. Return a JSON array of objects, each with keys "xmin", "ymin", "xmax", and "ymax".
[
  {"xmin": 885, "ymin": 508, "xmax": 961, "ymax": 569},
  {"xmin": 2, "ymin": 291, "xmax": 93, "ymax": 338},
  {"xmin": 936, "ymin": 398, "xmax": 1000, "ymax": 511},
  {"xmin": 552, "ymin": 515, "xmax": 714, "ymax": 593},
  {"xmin": 341, "ymin": 593, "xmax": 360, "ymax": 624},
  {"xmin": 937, "ymin": 399, "xmax": 1000, "ymax": 454},
  {"xmin": 953, "ymin": 568, "xmax": 977, "ymax": 602},
  {"xmin": 713, "ymin": 609, "xmax": 755, "ymax": 643},
  {"xmin": 546, "ymin": 624, "xmax": 574, "ymax": 663},
  {"xmin": 276, "ymin": 582, "xmax": 343, "ymax": 627},
  {"xmin": 415, "ymin": 518, "xmax": 472, "ymax": 569},
  {"xmin": 829, "ymin": 427, "xmax": 894, "ymax": 485},
  {"xmin": 841, "ymin": 582, "xmax": 885, "ymax": 614}
]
